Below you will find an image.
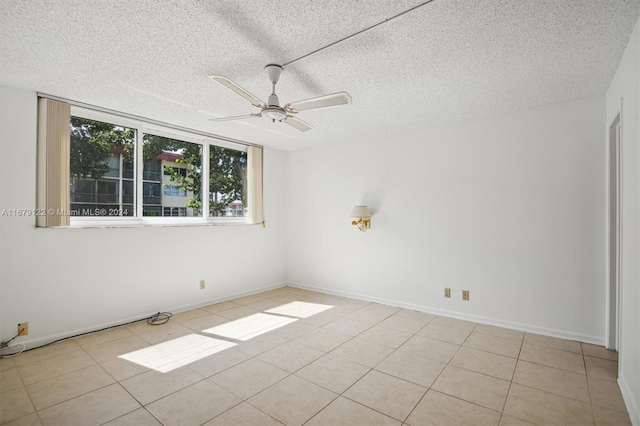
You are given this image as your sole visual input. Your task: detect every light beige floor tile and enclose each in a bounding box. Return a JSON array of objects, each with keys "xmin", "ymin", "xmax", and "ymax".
[
  {"xmin": 26, "ymin": 364, "xmax": 115, "ymax": 410},
  {"xmin": 249, "ymin": 375, "xmax": 337, "ymax": 426},
  {"xmin": 201, "ymin": 301, "xmax": 241, "ymax": 314},
  {"xmin": 519, "ymin": 343, "xmax": 585, "ymax": 374},
  {"xmin": 267, "ymin": 322, "xmax": 317, "ymax": 341},
  {"xmin": 593, "ymin": 404, "xmax": 632, "ymax": 426},
  {"xmin": 588, "ymin": 376, "xmax": 628, "ymax": 412},
  {"xmin": 524, "ymin": 333, "xmax": 582, "ymax": 354},
  {"xmin": 84, "ymin": 335, "xmax": 150, "ymax": 363},
  {"xmin": 257, "ymin": 341, "xmax": 324, "ymax": 373},
  {"xmin": 464, "ymin": 332, "xmax": 522, "ymax": 358},
  {"xmin": 405, "ymin": 390, "xmax": 501, "ymax": 426},
  {"xmin": 120, "ymin": 366, "xmax": 205, "ymax": 405},
  {"xmin": 432, "ymin": 365, "xmax": 510, "ymax": 412},
  {"xmin": 297, "ymin": 311, "xmax": 342, "ymax": 328},
  {"xmin": 512, "ymin": 360, "xmax": 590, "ymax": 402},
  {"xmin": 244, "ymin": 298, "xmax": 290, "ymax": 311},
  {"xmin": 330, "ymin": 337, "xmax": 394, "ymax": 368},
  {"xmin": 170, "ymin": 308, "xmax": 212, "ymax": 324},
  {"xmin": 17, "ymin": 350, "xmax": 96, "ymax": 386},
  {"xmin": 0, "ymin": 388, "xmax": 35, "ymax": 424},
  {"xmin": 216, "ymin": 306, "xmax": 260, "ymax": 320},
  {"xmin": 344, "ymin": 370, "xmax": 426, "ymax": 421},
  {"xmin": 235, "ymin": 334, "xmax": 291, "ymax": 357},
  {"xmin": 378, "ymin": 315, "xmax": 427, "ymax": 334},
  {"xmin": 133, "ymin": 322, "xmax": 194, "ymax": 345},
  {"xmin": 100, "ymin": 356, "xmax": 149, "ymax": 381},
  {"xmin": 2, "ymin": 413, "xmax": 42, "ymax": 426},
  {"xmin": 499, "ymin": 414, "xmax": 536, "ymax": 425},
  {"xmin": 321, "ymin": 317, "xmax": 373, "ymax": 336},
  {"xmin": 474, "ymin": 324, "xmax": 524, "ymax": 342},
  {"xmin": 306, "ymin": 396, "xmax": 400, "ymax": 426},
  {"xmin": 146, "ymin": 380, "xmax": 241, "ymax": 426},
  {"xmin": 391, "ymin": 309, "xmax": 437, "ymax": 325},
  {"xmin": 204, "ymin": 402, "xmax": 283, "ymax": 426},
  {"xmin": 74, "ymin": 327, "xmax": 135, "ymax": 349},
  {"xmin": 581, "ymin": 343, "xmax": 618, "ymax": 361},
  {"xmin": 12, "ymin": 341, "xmax": 82, "ymax": 367},
  {"xmin": 418, "ymin": 323, "xmax": 472, "ymax": 345},
  {"xmin": 211, "ymin": 358, "xmax": 289, "ymax": 399},
  {"xmin": 37, "ymin": 384, "xmax": 140, "ymax": 426},
  {"xmin": 503, "ymin": 383, "xmax": 595, "ymax": 425},
  {"xmin": 358, "ymin": 324, "xmax": 412, "ymax": 349},
  {"xmin": 188, "ymin": 346, "xmax": 252, "ymax": 377},
  {"xmin": 327, "ymin": 302, "xmax": 370, "ymax": 317},
  {"xmin": 585, "ymin": 356, "xmax": 618, "ymax": 382},
  {"xmin": 182, "ymin": 314, "xmax": 231, "ymax": 333},
  {"xmin": 0, "ymin": 367, "xmax": 24, "ymax": 393},
  {"xmin": 400, "ymin": 335, "xmax": 460, "ymax": 363},
  {"xmin": 0, "ymin": 358, "xmax": 16, "ymax": 372},
  {"xmin": 343, "ymin": 303, "xmax": 400, "ymax": 324},
  {"xmin": 104, "ymin": 408, "xmax": 161, "ymax": 425},
  {"xmin": 450, "ymin": 346, "xmax": 516, "ymax": 381},
  {"xmin": 430, "ymin": 316, "xmax": 477, "ymax": 331},
  {"xmin": 295, "ymin": 353, "xmax": 370, "ymax": 394},
  {"xmin": 375, "ymin": 349, "xmax": 446, "ymax": 388},
  {"xmin": 293, "ymin": 328, "xmax": 352, "ymax": 352},
  {"xmin": 230, "ymin": 294, "xmax": 270, "ymax": 305}
]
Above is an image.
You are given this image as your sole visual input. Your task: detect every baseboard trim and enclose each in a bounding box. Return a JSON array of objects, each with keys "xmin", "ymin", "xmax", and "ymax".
[
  {"xmin": 287, "ymin": 282, "xmax": 604, "ymax": 345},
  {"xmin": 12, "ymin": 282, "xmax": 288, "ymax": 351},
  {"xmin": 618, "ymin": 377, "xmax": 640, "ymax": 426}
]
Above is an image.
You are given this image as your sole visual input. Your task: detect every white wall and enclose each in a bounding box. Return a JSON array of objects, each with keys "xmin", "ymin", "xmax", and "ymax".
[
  {"xmin": 0, "ymin": 85, "xmax": 288, "ymax": 347},
  {"xmin": 287, "ymin": 95, "xmax": 606, "ymax": 343},
  {"xmin": 606, "ymin": 17, "xmax": 640, "ymax": 426}
]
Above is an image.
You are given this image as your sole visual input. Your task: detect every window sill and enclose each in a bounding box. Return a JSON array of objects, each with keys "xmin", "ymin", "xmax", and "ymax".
[{"xmin": 64, "ymin": 218, "xmax": 256, "ymax": 229}]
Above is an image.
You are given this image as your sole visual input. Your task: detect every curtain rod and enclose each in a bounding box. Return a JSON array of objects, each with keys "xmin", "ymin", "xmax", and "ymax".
[{"xmin": 37, "ymin": 92, "xmax": 262, "ymax": 149}]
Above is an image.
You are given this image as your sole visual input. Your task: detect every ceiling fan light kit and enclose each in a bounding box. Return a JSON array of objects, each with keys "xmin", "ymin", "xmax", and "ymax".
[{"xmin": 208, "ymin": 63, "xmax": 351, "ymax": 132}]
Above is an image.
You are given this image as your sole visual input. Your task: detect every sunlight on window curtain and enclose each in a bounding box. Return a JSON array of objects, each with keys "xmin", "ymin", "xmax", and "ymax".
[
  {"xmin": 247, "ymin": 146, "xmax": 263, "ymax": 225},
  {"xmin": 36, "ymin": 98, "xmax": 70, "ymax": 227}
]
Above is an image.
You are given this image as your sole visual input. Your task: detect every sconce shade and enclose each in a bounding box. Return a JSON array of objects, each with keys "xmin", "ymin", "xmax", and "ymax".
[{"xmin": 349, "ymin": 205, "xmax": 371, "ymax": 218}]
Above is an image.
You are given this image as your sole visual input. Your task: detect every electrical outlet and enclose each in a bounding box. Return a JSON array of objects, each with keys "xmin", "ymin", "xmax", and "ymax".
[
  {"xmin": 462, "ymin": 290, "xmax": 470, "ymax": 301},
  {"xmin": 444, "ymin": 288, "xmax": 451, "ymax": 298},
  {"xmin": 18, "ymin": 322, "xmax": 29, "ymax": 336},
  {"xmin": 199, "ymin": 280, "xmax": 205, "ymax": 290}
]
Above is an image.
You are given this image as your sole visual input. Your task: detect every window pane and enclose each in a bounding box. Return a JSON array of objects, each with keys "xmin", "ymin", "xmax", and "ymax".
[
  {"xmin": 143, "ymin": 134, "xmax": 202, "ymax": 217},
  {"xmin": 69, "ymin": 116, "xmax": 135, "ymax": 217},
  {"xmin": 209, "ymin": 146, "xmax": 247, "ymax": 217}
]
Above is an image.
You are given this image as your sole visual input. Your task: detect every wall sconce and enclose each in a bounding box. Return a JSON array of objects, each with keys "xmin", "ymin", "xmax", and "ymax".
[{"xmin": 350, "ymin": 205, "xmax": 371, "ymax": 232}]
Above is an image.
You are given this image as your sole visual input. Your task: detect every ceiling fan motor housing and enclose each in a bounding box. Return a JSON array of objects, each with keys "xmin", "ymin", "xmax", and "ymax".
[{"xmin": 265, "ymin": 64, "xmax": 284, "ymax": 84}]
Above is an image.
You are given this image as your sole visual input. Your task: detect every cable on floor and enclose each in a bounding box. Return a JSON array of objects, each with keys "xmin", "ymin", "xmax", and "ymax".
[{"xmin": 0, "ymin": 311, "xmax": 173, "ymax": 359}]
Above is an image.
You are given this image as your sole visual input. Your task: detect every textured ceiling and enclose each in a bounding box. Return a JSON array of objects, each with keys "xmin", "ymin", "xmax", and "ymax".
[{"xmin": 1, "ymin": 0, "xmax": 638, "ymax": 151}]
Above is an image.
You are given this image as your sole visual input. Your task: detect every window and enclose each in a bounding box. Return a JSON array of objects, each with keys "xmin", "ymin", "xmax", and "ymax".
[
  {"xmin": 209, "ymin": 146, "xmax": 247, "ymax": 217},
  {"xmin": 36, "ymin": 97, "xmax": 263, "ymax": 227},
  {"xmin": 69, "ymin": 116, "xmax": 135, "ymax": 217},
  {"xmin": 163, "ymin": 187, "xmax": 187, "ymax": 197},
  {"xmin": 163, "ymin": 207, "xmax": 187, "ymax": 217},
  {"xmin": 144, "ymin": 133, "xmax": 201, "ymax": 217}
]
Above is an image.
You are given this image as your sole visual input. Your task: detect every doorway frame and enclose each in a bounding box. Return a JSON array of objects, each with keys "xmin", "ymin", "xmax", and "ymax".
[{"xmin": 605, "ymin": 99, "xmax": 623, "ymax": 352}]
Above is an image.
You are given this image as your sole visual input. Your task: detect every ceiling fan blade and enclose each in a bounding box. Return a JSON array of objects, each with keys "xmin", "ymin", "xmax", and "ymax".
[
  {"xmin": 284, "ymin": 91, "xmax": 352, "ymax": 113},
  {"xmin": 209, "ymin": 113, "xmax": 261, "ymax": 122},
  {"xmin": 208, "ymin": 75, "xmax": 267, "ymax": 109},
  {"xmin": 282, "ymin": 116, "xmax": 313, "ymax": 132}
]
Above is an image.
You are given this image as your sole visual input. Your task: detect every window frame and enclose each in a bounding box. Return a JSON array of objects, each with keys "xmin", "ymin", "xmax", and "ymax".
[{"xmin": 69, "ymin": 106, "xmax": 252, "ymax": 228}]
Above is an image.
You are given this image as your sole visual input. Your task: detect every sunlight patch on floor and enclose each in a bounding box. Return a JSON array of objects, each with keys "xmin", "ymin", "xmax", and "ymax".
[
  {"xmin": 203, "ymin": 313, "xmax": 298, "ymax": 340},
  {"xmin": 118, "ymin": 334, "xmax": 236, "ymax": 373},
  {"xmin": 265, "ymin": 301, "xmax": 333, "ymax": 318}
]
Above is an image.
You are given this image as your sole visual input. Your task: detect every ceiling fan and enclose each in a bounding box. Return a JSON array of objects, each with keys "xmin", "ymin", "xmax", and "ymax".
[{"xmin": 208, "ymin": 64, "xmax": 352, "ymax": 132}]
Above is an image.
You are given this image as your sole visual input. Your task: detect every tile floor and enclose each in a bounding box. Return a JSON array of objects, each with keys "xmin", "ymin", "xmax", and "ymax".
[{"xmin": 0, "ymin": 287, "xmax": 631, "ymax": 425}]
